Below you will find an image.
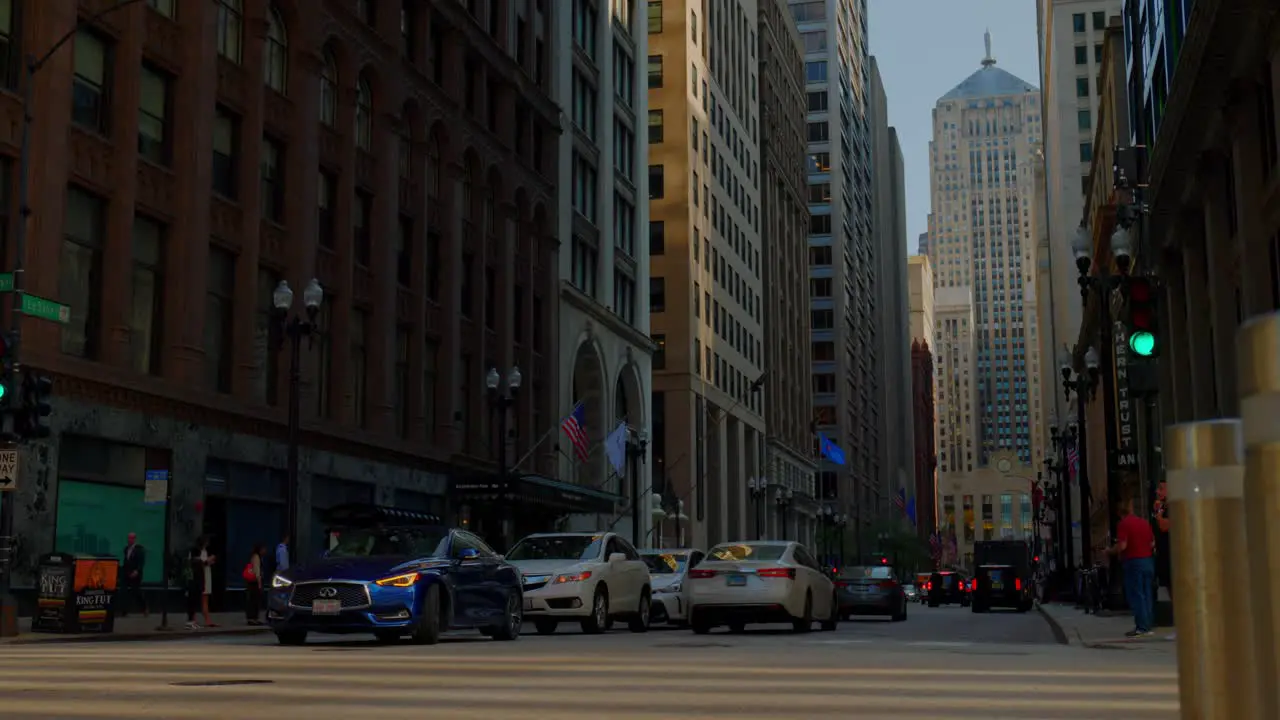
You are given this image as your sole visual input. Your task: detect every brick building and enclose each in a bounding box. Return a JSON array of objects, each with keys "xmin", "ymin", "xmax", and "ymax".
[
  {"xmin": 1, "ymin": 0, "xmax": 563, "ymax": 604},
  {"xmin": 910, "ymin": 339, "xmax": 937, "ymax": 542}
]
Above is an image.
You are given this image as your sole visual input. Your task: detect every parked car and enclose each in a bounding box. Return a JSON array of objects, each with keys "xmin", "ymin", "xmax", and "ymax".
[
  {"xmin": 903, "ymin": 584, "xmax": 918, "ymax": 602},
  {"xmin": 640, "ymin": 548, "xmax": 704, "ymax": 625},
  {"xmin": 505, "ymin": 532, "xmax": 652, "ymax": 635},
  {"xmin": 687, "ymin": 541, "xmax": 838, "ymax": 634},
  {"xmin": 267, "ymin": 525, "xmax": 522, "ymax": 646},
  {"xmin": 834, "ymin": 565, "xmax": 909, "ymax": 621}
]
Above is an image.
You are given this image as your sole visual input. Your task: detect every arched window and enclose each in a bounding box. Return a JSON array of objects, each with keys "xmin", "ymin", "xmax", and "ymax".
[
  {"xmin": 426, "ymin": 136, "xmax": 440, "ymax": 201},
  {"xmin": 482, "ymin": 182, "xmax": 494, "ymax": 236},
  {"xmin": 264, "ymin": 7, "xmax": 288, "ymax": 93},
  {"xmin": 355, "ymin": 75, "xmax": 372, "ymax": 149},
  {"xmin": 319, "ymin": 50, "xmax": 337, "ymax": 126},
  {"xmin": 461, "ymin": 162, "xmax": 472, "ymax": 221},
  {"xmin": 216, "ymin": 0, "xmax": 243, "ymax": 63}
]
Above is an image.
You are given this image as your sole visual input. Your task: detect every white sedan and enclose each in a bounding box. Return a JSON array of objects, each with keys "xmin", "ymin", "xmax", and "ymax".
[
  {"xmin": 639, "ymin": 548, "xmax": 705, "ymax": 625},
  {"xmin": 687, "ymin": 541, "xmax": 838, "ymax": 634},
  {"xmin": 505, "ymin": 532, "xmax": 652, "ymax": 635}
]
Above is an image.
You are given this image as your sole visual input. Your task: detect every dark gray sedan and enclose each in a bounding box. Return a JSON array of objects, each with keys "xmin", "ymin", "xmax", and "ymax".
[{"xmin": 834, "ymin": 565, "xmax": 908, "ymax": 621}]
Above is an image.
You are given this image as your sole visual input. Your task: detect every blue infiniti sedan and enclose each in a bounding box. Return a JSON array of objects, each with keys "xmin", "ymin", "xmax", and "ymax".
[{"xmin": 267, "ymin": 526, "xmax": 522, "ymax": 645}]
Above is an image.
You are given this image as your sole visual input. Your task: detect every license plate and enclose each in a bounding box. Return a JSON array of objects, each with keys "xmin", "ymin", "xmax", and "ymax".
[
  {"xmin": 726, "ymin": 574, "xmax": 747, "ymax": 587},
  {"xmin": 312, "ymin": 599, "xmax": 341, "ymax": 615},
  {"xmin": 992, "ymin": 581, "xmax": 1004, "ymax": 590}
]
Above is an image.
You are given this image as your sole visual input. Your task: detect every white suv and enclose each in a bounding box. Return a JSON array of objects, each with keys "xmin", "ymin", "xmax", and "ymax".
[{"xmin": 505, "ymin": 532, "xmax": 651, "ymax": 635}]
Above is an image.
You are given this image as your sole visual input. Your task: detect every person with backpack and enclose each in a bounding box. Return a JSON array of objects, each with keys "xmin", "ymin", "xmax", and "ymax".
[{"xmin": 243, "ymin": 543, "xmax": 265, "ymax": 625}]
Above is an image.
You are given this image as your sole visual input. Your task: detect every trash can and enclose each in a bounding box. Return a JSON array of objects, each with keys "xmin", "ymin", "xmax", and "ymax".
[{"xmin": 31, "ymin": 553, "xmax": 119, "ymax": 633}]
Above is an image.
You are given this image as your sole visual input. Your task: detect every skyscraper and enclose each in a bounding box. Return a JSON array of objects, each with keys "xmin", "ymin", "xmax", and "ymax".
[
  {"xmin": 926, "ymin": 32, "xmax": 1049, "ymax": 475},
  {"xmin": 789, "ymin": 0, "xmax": 879, "ymax": 539}
]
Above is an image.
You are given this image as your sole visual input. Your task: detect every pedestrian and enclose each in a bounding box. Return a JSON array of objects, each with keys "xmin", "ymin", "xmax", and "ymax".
[
  {"xmin": 1153, "ymin": 480, "xmax": 1175, "ymax": 640},
  {"xmin": 274, "ymin": 534, "xmax": 290, "ymax": 577},
  {"xmin": 119, "ymin": 532, "xmax": 148, "ymax": 617},
  {"xmin": 185, "ymin": 535, "xmax": 217, "ymax": 630},
  {"xmin": 243, "ymin": 543, "xmax": 265, "ymax": 625},
  {"xmin": 1104, "ymin": 497, "xmax": 1156, "ymax": 637}
]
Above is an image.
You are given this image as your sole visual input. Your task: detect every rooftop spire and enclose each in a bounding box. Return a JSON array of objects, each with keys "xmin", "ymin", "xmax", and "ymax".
[{"xmin": 982, "ymin": 28, "xmax": 996, "ymax": 67}]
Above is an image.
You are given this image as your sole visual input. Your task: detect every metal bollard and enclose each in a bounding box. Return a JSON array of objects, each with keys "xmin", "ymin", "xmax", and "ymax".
[
  {"xmin": 1164, "ymin": 419, "xmax": 1259, "ymax": 720},
  {"xmin": 1237, "ymin": 313, "xmax": 1280, "ymax": 720}
]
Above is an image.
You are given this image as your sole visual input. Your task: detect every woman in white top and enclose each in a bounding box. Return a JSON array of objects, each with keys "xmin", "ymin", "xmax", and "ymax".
[{"xmin": 186, "ymin": 535, "xmax": 217, "ymax": 630}]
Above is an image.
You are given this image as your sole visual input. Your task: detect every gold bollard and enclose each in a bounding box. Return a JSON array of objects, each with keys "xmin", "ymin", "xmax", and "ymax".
[
  {"xmin": 1237, "ymin": 312, "xmax": 1280, "ymax": 720},
  {"xmin": 1164, "ymin": 419, "xmax": 1259, "ymax": 720}
]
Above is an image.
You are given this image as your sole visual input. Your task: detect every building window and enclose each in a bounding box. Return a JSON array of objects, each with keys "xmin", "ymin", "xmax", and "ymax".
[
  {"xmin": 483, "ymin": 265, "xmax": 496, "ymax": 330},
  {"xmin": 397, "ymin": 215, "xmax": 413, "ymax": 286},
  {"xmin": 613, "ymin": 270, "xmax": 635, "ymax": 324},
  {"xmin": 648, "ymin": 109, "xmax": 663, "ymax": 143},
  {"xmin": 809, "ymin": 277, "xmax": 832, "ymax": 297},
  {"xmin": 353, "ymin": 190, "xmax": 372, "ymax": 267},
  {"xmin": 351, "ymin": 309, "xmax": 368, "ymax": 427},
  {"xmin": 130, "ymin": 215, "xmax": 165, "ymax": 376},
  {"xmin": 1094, "ymin": 43, "xmax": 1104, "ymax": 63},
  {"xmin": 259, "ymin": 137, "xmax": 285, "ymax": 222},
  {"xmin": 60, "ymin": 186, "xmax": 106, "ymax": 359},
  {"xmin": 647, "ymin": 0, "xmax": 661, "ymax": 33},
  {"xmin": 1075, "ymin": 77, "xmax": 1089, "ymax": 97},
  {"xmin": 357, "ymin": 0, "xmax": 374, "ymax": 24},
  {"xmin": 647, "ymin": 55, "xmax": 662, "ymax": 88},
  {"xmin": 356, "ymin": 75, "xmax": 373, "ymax": 149},
  {"xmin": 1079, "ymin": 142, "xmax": 1093, "ymax": 162},
  {"xmin": 212, "ymin": 106, "xmax": 239, "ymax": 198},
  {"xmin": 650, "ymin": 277, "xmax": 665, "ymax": 312},
  {"xmin": 1074, "ymin": 45, "xmax": 1087, "ymax": 65},
  {"xmin": 805, "ymin": 61, "xmax": 827, "ymax": 83},
  {"xmin": 649, "ymin": 165, "xmax": 664, "ymax": 198},
  {"xmin": 461, "ymin": 252, "xmax": 474, "ymax": 317},
  {"xmin": 422, "ymin": 339, "xmax": 438, "ymax": 439},
  {"xmin": 72, "ymin": 31, "xmax": 110, "ymax": 133},
  {"xmin": 395, "ymin": 328, "xmax": 410, "ymax": 437},
  {"xmin": 205, "ymin": 245, "xmax": 237, "ymax": 393},
  {"xmin": 652, "ymin": 334, "xmax": 666, "ymax": 369},
  {"xmin": 1071, "ymin": 13, "xmax": 1085, "ymax": 32},
  {"xmin": 217, "ymin": 0, "xmax": 243, "ymax": 63},
  {"xmin": 425, "ymin": 229, "xmax": 441, "ymax": 301},
  {"xmin": 318, "ymin": 169, "xmax": 336, "ymax": 248},
  {"xmin": 570, "ymin": 236, "xmax": 598, "ymax": 297},
  {"xmin": 147, "ymin": 0, "xmax": 176, "ymax": 17},
  {"xmin": 313, "ymin": 302, "xmax": 332, "ymax": 416},
  {"xmin": 1092, "ymin": 10, "xmax": 1106, "ymax": 30},
  {"xmin": 649, "ymin": 221, "xmax": 664, "ymax": 255},
  {"xmin": 138, "ymin": 63, "xmax": 170, "ymax": 164},
  {"xmin": 264, "ymin": 6, "xmax": 288, "ymax": 93},
  {"xmin": 319, "ymin": 50, "xmax": 338, "ymax": 126},
  {"xmin": 1077, "ymin": 109, "xmax": 1091, "ymax": 131},
  {"xmin": 0, "ymin": 0, "xmax": 17, "ymax": 89}
]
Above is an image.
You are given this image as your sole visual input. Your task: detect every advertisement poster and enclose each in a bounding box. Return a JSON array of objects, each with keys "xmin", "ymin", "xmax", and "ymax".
[
  {"xmin": 35, "ymin": 560, "xmax": 71, "ymax": 630},
  {"xmin": 73, "ymin": 558, "xmax": 117, "ymax": 625}
]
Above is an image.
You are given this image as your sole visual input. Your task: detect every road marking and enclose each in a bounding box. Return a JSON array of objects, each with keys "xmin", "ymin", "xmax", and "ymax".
[{"xmin": 908, "ymin": 641, "xmax": 976, "ymax": 647}]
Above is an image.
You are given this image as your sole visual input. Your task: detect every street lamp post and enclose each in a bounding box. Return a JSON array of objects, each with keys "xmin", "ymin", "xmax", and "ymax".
[
  {"xmin": 0, "ymin": 0, "xmax": 152, "ymax": 640},
  {"xmin": 1062, "ymin": 358, "xmax": 1097, "ymax": 572},
  {"xmin": 746, "ymin": 477, "xmax": 766, "ymax": 539},
  {"xmin": 625, "ymin": 428, "xmax": 649, "ymax": 548},
  {"xmin": 834, "ymin": 513, "xmax": 847, "ymax": 568},
  {"xmin": 820, "ymin": 505, "xmax": 835, "ymax": 564},
  {"xmin": 271, "ymin": 279, "xmax": 325, "ymax": 564},
  {"xmin": 775, "ymin": 488, "xmax": 793, "ymax": 542},
  {"xmin": 485, "ymin": 366, "xmax": 521, "ymax": 551}
]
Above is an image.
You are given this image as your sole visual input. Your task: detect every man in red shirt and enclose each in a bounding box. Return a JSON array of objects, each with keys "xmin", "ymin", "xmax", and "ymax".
[{"xmin": 1106, "ymin": 497, "xmax": 1156, "ymax": 636}]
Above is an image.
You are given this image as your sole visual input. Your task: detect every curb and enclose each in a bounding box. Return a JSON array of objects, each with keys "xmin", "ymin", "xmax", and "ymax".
[
  {"xmin": 1036, "ymin": 603, "xmax": 1071, "ymax": 646},
  {"xmin": 3, "ymin": 627, "xmax": 271, "ymax": 646}
]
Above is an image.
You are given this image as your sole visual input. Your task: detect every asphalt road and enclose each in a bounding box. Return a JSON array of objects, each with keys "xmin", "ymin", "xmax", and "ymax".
[{"xmin": 0, "ymin": 606, "xmax": 1178, "ymax": 719}]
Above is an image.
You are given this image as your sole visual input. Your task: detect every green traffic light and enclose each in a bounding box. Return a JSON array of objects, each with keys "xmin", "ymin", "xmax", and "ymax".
[
  {"xmin": 0, "ymin": 383, "xmax": 6, "ymax": 400},
  {"xmin": 1129, "ymin": 331, "xmax": 1156, "ymax": 357}
]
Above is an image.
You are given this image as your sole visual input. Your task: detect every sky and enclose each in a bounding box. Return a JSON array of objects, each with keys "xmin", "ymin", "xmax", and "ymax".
[{"xmin": 868, "ymin": 0, "xmax": 1040, "ymax": 254}]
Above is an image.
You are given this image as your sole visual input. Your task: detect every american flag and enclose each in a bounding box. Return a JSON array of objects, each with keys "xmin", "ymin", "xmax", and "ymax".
[
  {"xmin": 560, "ymin": 402, "xmax": 590, "ymax": 463},
  {"xmin": 893, "ymin": 487, "xmax": 906, "ymax": 513},
  {"xmin": 1066, "ymin": 445, "xmax": 1080, "ymax": 482}
]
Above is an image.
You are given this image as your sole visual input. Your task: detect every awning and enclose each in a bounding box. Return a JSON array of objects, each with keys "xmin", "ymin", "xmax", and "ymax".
[
  {"xmin": 450, "ymin": 474, "xmax": 622, "ymax": 515},
  {"xmin": 323, "ymin": 503, "xmax": 442, "ymax": 527}
]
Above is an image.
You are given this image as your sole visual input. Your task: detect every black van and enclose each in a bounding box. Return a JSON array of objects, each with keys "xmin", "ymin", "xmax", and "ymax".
[
  {"xmin": 926, "ymin": 571, "xmax": 970, "ymax": 607},
  {"xmin": 971, "ymin": 564, "xmax": 1033, "ymax": 612}
]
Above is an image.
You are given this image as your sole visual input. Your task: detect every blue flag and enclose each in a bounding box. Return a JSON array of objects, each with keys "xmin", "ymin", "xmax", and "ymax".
[
  {"xmin": 818, "ymin": 433, "xmax": 846, "ymax": 465},
  {"xmin": 906, "ymin": 497, "xmax": 917, "ymax": 525}
]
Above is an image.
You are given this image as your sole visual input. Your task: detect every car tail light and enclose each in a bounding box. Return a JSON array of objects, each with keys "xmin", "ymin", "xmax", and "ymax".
[
  {"xmin": 925, "ymin": 582, "xmax": 931, "ymax": 591},
  {"xmin": 757, "ymin": 567, "xmax": 797, "ymax": 579},
  {"xmin": 689, "ymin": 568, "xmax": 716, "ymax": 579},
  {"xmin": 1015, "ymin": 578, "xmax": 1022, "ymax": 591}
]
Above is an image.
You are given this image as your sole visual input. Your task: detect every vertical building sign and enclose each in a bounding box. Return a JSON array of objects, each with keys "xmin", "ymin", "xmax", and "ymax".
[{"xmin": 1112, "ymin": 321, "xmax": 1138, "ymax": 468}]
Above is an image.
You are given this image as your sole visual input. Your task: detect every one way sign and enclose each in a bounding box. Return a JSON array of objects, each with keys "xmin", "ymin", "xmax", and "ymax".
[{"xmin": 0, "ymin": 449, "xmax": 18, "ymax": 492}]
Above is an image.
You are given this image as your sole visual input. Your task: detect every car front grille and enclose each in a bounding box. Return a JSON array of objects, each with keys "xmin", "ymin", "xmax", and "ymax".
[
  {"xmin": 522, "ymin": 575, "xmax": 551, "ymax": 592},
  {"xmin": 290, "ymin": 582, "xmax": 370, "ymax": 609}
]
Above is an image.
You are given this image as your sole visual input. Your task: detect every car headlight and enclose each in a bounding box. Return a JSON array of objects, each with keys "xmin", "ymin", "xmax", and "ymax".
[
  {"xmin": 553, "ymin": 571, "xmax": 592, "ymax": 584},
  {"xmin": 272, "ymin": 574, "xmax": 293, "ymax": 588},
  {"xmin": 375, "ymin": 572, "xmax": 421, "ymax": 587}
]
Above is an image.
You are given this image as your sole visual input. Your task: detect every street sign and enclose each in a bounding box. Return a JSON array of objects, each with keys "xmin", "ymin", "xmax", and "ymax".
[
  {"xmin": 20, "ymin": 293, "xmax": 70, "ymax": 324},
  {"xmin": 0, "ymin": 273, "xmax": 12, "ymax": 292},
  {"xmin": 0, "ymin": 449, "xmax": 17, "ymax": 492},
  {"xmin": 143, "ymin": 469, "xmax": 168, "ymax": 505}
]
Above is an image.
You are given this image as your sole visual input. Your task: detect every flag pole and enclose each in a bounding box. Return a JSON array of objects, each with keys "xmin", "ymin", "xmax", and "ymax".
[{"xmin": 512, "ymin": 397, "xmax": 590, "ymax": 473}]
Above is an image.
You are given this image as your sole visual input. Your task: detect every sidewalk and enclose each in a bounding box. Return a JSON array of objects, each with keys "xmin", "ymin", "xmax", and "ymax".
[
  {"xmin": 1, "ymin": 612, "xmax": 271, "ymax": 646},
  {"xmin": 1039, "ymin": 602, "xmax": 1176, "ymax": 653}
]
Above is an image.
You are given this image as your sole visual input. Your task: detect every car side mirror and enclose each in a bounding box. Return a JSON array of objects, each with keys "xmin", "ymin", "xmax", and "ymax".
[
  {"xmin": 608, "ymin": 552, "xmax": 626, "ymax": 564},
  {"xmin": 456, "ymin": 548, "xmax": 479, "ymax": 562}
]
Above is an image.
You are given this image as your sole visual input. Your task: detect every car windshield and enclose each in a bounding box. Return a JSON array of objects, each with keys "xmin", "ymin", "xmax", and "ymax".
[
  {"xmin": 904, "ymin": 584, "xmax": 916, "ymax": 593},
  {"xmin": 641, "ymin": 553, "xmax": 688, "ymax": 574},
  {"xmin": 843, "ymin": 566, "xmax": 893, "ymax": 580},
  {"xmin": 327, "ymin": 527, "xmax": 448, "ymax": 558},
  {"xmin": 937, "ymin": 574, "xmax": 956, "ymax": 587},
  {"xmin": 705, "ymin": 544, "xmax": 787, "ymax": 562},
  {"xmin": 506, "ymin": 535, "xmax": 602, "ymax": 562}
]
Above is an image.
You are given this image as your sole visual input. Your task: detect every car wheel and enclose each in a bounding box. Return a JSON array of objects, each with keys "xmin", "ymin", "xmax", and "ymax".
[
  {"xmin": 791, "ymin": 592, "xmax": 813, "ymax": 633},
  {"xmin": 581, "ymin": 587, "xmax": 609, "ymax": 635},
  {"xmin": 820, "ymin": 594, "xmax": 839, "ymax": 631},
  {"xmin": 628, "ymin": 591, "xmax": 651, "ymax": 633},
  {"xmin": 533, "ymin": 619, "xmax": 558, "ymax": 635},
  {"xmin": 275, "ymin": 630, "xmax": 307, "ymax": 646},
  {"xmin": 690, "ymin": 611, "xmax": 713, "ymax": 635},
  {"xmin": 727, "ymin": 621, "xmax": 746, "ymax": 633},
  {"xmin": 492, "ymin": 592, "xmax": 522, "ymax": 641},
  {"xmin": 892, "ymin": 602, "xmax": 908, "ymax": 622},
  {"xmin": 410, "ymin": 584, "xmax": 443, "ymax": 645}
]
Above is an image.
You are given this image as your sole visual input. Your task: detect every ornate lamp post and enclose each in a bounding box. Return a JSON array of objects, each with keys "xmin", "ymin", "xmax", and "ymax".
[
  {"xmin": 485, "ymin": 366, "xmax": 521, "ymax": 550},
  {"xmin": 775, "ymin": 488, "xmax": 794, "ymax": 541},
  {"xmin": 747, "ymin": 477, "xmax": 767, "ymax": 539},
  {"xmin": 625, "ymin": 428, "xmax": 649, "ymax": 547}
]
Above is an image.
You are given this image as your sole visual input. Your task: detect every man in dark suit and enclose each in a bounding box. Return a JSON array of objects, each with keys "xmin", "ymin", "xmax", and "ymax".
[{"xmin": 121, "ymin": 532, "xmax": 148, "ymax": 617}]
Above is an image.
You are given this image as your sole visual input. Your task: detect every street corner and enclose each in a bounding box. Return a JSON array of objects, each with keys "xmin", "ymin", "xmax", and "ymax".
[
  {"xmin": 3, "ymin": 617, "xmax": 272, "ymax": 646},
  {"xmin": 1035, "ymin": 602, "xmax": 1074, "ymax": 646}
]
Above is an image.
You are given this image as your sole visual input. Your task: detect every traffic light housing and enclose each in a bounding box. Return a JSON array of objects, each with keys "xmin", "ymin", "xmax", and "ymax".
[
  {"xmin": 0, "ymin": 332, "xmax": 15, "ymax": 408},
  {"xmin": 1125, "ymin": 277, "xmax": 1160, "ymax": 358},
  {"xmin": 18, "ymin": 372, "xmax": 52, "ymax": 440}
]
